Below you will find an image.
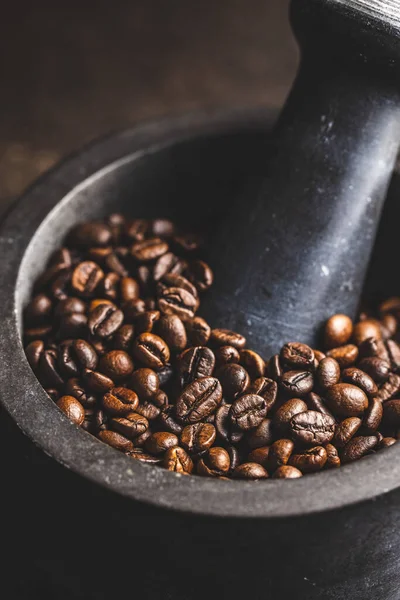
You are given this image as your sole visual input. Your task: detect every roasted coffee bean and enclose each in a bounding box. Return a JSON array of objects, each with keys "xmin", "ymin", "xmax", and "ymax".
[
  {"xmin": 280, "ymin": 370, "xmax": 314, "ymax": 396},
  {"xmin": 386, "ymin": 339, "xmax": 400, "ymax": 371},
  {"xmin": 158, "ymin": 287, "xmax": 197, "ymax": 321},
  {"xmin": 71, "ymin": 261, "xmax": 104, "ymax": 297},
  {"xmin": 180, "ymin": 423, "xmax": 216, "ymax": 454},
  {"xmin": 380, "ymin": 314, "xmax": 398, "ymax": 340},
  {"xmin": 157, "ymin": 365, "xmax": 174, "ymax": 387},
  {"xmin": 134, "ymin": 310, "xmax": 160, "ymax": 334},
  {"xmin": 99, "ymin": 350, "xmax": 134, "ymax": 381},
  {"xmin": 131, "ymin": 237, "xmax": 168, "ymax": 262},
  {"xmin": 58, "ymin": 313, "xmax": 88, "ymax": 339},
  {"xmin": 46, "ymin": 388, "xmax": 60, "ymax": 402},
  {"xmin": 55, "ymin": 297, "xmax": 86, "ymax": 318},
  {"xmin": 158, "ymin": 406, "xmax": 183, "ymax": 435},
  {"xmin": 151, "ymin": 218, "xmax": 175, "ymax": 238},
  {"xmin": 210, "ymin": 328, "xmax": 246, "ymax": 350},
  {"xmin": 197, "ymin": 447, "xmax": 230, "ymax": 476},
  {"xmin": 239, "ymin": 349, "xmax": 265, "ymax": 379},
  {"xmin": 273, "ymin": 465, "xmax": 302, "ymax": 479},
  {"xmin": 249, "ymin": 377, "xmax": 278, "ymax": 411},
  {"xmin": 289, "ymin": 446, "xmax": 327, "ymax": 473},
  {"xmin": 324, "ymin": 314, "xmax": 353, "ymax": 349},
  {"xmin": 246, "ymin": 418, "xmax": 274, "ymax": 449},
  {"xmin": 64, "ymin": 378, "xmax": 95, "ymax": 407},
  {"xmin": 129, "ymin": 368, "xmax": 159, "ymax": 400},
  {"xmin": 379, "ymin": 296, "xmax": 400, "ymax": 317},
  {"xmin": 178, "ymin": 346, "xmax": 215, "ymax": 386},
  {"xmin": 314, "ymin": 350, "xmax": 326, "ymax": 362},
  {"xmin": 153, "ymin": 253, "xmax": 183, "ymax": 281},
  {"xmin": 51, "ymin": 273, "xmax": 71, "ymax": 301},
  {"xmin": 359, "ymin": 338, "xmax": 390, "ymax": 365},
  {"xmin": 268, "ymin": 354, "xmax": 283, "ymax": 380},
  {"xmin": 353, "ymin": 319, "xmax": 382, "ymax": 345},
  {"xmin": 375, "ymin": 373, "xmax": 400, "ymax": 402},
  {"xmin": 280, "ymin": 342, "xmax": 314, "ymax": 370},
  {"xmin": 358, "ymin": 357, "xmax": 391, "ymax": 383},
  {"xmin": 185, "ymin": 316, "xmax": 211, "ymax": 346},
  {"xmin": 88, "ymin": 246, "xmax": 112, "ymax": 263},
  {"xmin": 229, "ymin": 394, "xmax": 267, "ymax": 431},
  {"xmin": 154, "ymin": 314, "xmax": 187, "ymax": 353},
  {"xmin": 98, "ymin": 430, "xmax": 134, "ymax": 452},
  {"xmin": 39, "ymin": 349, "xmax": 65, "ymax": 388},
  {"xmin": 274, "ymin": 399, "xmax": 308, "ymax": 431},
  {"xmin": 325, "ymin": 443, "xmax": 341, "ymax": 468},
  {"xmin": 326, "ymin": 344, "xmax": 358, "ymax": 368},
  {"xmin": 325, "ymin": 384, "xmax": 368, "ymax": 417},
  {"xmin": 290, "ymin": 410, "xmax": 336, "ymax": 446},
  {"xmin": 48, "ymin": 247, "xmax": 73, "ymax": 270},
  {"xmin": 214, "ymin": 345, "xmax": 240, "ymax": 366},
  {"xmin": 341, "ymin": 435, "xmax": 378, "ymax": 463},
  {"xmin": 135, "ymin": 401, "xmax": 160, "ymax": 421},
  {"xmin": 83, "ymin": 369, "xmax": 114, "ymax": 394},
  {"xmin": 25, "ymin": 294, "xmax": 53, "ymax": 325},
  {"xmin": 127, "ymin": 449, "xmax": 162, "ymax": 464},
  {"xmin": 103, "ymin": 387, "xmax": 139, "ymax": 415},
  {"xmin": 217, "ymin": 364, "xmax": 250, "ymax": 400},
  {"xmin": 24, "ymin": 325, "xmax": 53, "ymax": 343},
  {"xmin": 176, "ymin": 377, "xmax": 222, "ymax": 423},
  {"xmin": 88, "ymin": 304, "xmax": 124, "ymax": 338},
  {"xmin": 383, "ymin": 399, "xmax": 400, "ymax": 427},
  {"xmin": 94, "ymin": 408, "xmax": 108, "ymax": 432},
  {"xmin": 118, "ymin": 277, "xmax": 139, "ymax": 303},
  {"xmin": 104, "ymin": 252, "xmax": 128, "ymax": 277},
  {"xmin": 122, "ymin": 299, "xmax": 146, "ymax": 321},
  {"xmin": 363, "ymin": 397, "xmax": 383, "ymax": 433},
  {"xmin": 152, "ymin": 389, "xmax": 169, "ymax": 408},
  {"xmin": 68, "ymin": 222, "xmax": 112, "ymax": 248},
  {"xmin": 158, "ymin": 272, "xmax": 196, "ymax": 298},
  {"xmin": 307, "ymin": 392, "xmax": 334, "ymax": 418},
  {"xmin": 113, "ymin": 324, "xmax": 135, "ymax": 351},
  {"xmin": 233, "ymin": 463, "xmax": 268, "ymax": 480},
  {"xmin": 132, "ymin": 333, "xmax": 170, "ymax": 370},
  {"xmin": 187, "ymin": 260, "xmax": 213, "ymax": 292},
  {"xmin": 379, "ymin": 437, "xmax": 397, "ymax": 449},
  {"xmin": 56, "ymin": 395, "xmax": 85, "ymax": 425},
  {"xmin": 333, "ymin": 417, "xmax": 362, "ymax": 448},
  {"xmin": 268, "ymin": 439, "xmax": 294, "ymax": 471},
  {"xmin": 132, "ymin": 429, "xmax": 152, "ymax": 448},
  {"xmin": 342, "ymin": 367, "xmax": 378, "ymax": 396},
  {"xmin": 89, "ymin": 299, "xmax": 116, "ymax": 312},
  {"xmin": 111, "ymin": 412, "xmax": 149, "ymax": 439},
  {"xmin": 215, "ymin": 404, "xmax": 244, "ymax": 444},
  {"xmin": 25, "ymin": 340, "xmax": 45, "ymax": 372},
  {"xmin": 164, "ymin": 447, "xmax": 193, "ymax": 474},
  {"xmin": 316, "ymin": 357, "xmax": 341, "ymax": 389},
  {"xmin": 124, "ymin": 218, "xmax": 148, "ymax": 242},
  {"xmin": 58, "ymin": 339, "xmax": 98, "ymax": 377},
  {"xmin": 248, "ymin": 446, "xmax": 270, "ymax": 467}
]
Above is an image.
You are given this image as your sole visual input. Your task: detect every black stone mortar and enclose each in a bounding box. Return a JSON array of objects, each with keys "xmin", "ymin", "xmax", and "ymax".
[{"xmin": 1, "ymin": 109, "xmax": 400, "ymax": 599}]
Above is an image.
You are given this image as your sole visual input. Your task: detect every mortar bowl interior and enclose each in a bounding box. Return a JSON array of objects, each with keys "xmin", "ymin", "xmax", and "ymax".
[{"xmin": 1, "ymin": 108, "xmax": 400, "ymax": 519}]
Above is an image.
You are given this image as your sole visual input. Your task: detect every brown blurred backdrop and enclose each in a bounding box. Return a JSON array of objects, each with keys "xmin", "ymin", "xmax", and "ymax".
[{"xmin": 0, "ymin": 0, "xmax": 297, "ymax": 205}]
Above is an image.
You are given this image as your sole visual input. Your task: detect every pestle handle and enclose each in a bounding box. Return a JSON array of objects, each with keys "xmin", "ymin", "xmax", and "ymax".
[{"xmin": 201, "ymin": 0, "xmax": 400, "ymax": 355}]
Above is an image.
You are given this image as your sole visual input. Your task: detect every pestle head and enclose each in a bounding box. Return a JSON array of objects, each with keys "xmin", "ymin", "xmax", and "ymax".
[{"xmin": 200, "ymin": 0, "xmax": 400, "ymax": 356}]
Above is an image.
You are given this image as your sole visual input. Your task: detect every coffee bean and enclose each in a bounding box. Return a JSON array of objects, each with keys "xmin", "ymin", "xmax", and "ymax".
[
  {"xmin": 280, "ymin": 342, "xmax": 314, "ymax": 370},
  {"xmin": 358, "ymin": 357, "xmax": 391, "ymax": 383},
  {"xmin": 217, "ymin": 364, "xmax": 250, "ymax": 400},
  {"xmin": 124, "ymin": 218, "xmax": 148, "ymax": 242},
  {"xmin": 380, "ymin": 314, "xmax": 398, "ymax": 340},
  {"xmin": 132, "ymin": 333, "xmax": 170, "ymax": 370},
  {"xmin": 214, "ymin": 404, "xmax": 244, "ymax": 444},
  {"xmin": 180, "ymin": 423, "xmax": 216, "ymax": 454},
  {"xmin": 197, "ymin": 447, "xmax": 230, "ymax": 476},
  {"xmin": 280, "ymin": 370, "xmax": 314, "ymax": 396},
  {"xmin": 326, "ymin": 344, "xmax": 358, "ymax": 368},
  {"xmin": 123, "ymin": 299, "xmax": 147, "ymax": 321},
  {"xmin": 249, "ymin": 377, "xmax": 278, "ymax": 411},
  {"xmin": 25, "ymin": 340, "xmax": 45, "ymax": 372},
  {"xmin": 185, "ymin": 316, "xmax": 211, "ymax": 346},
  {"xmin": 55, "ymin": 297, "xmax": 86, "ymax": 318},
  {"xmin": 71, "ymin": 261, "xmax": 104, "ymax": 297},
  {"xmin": 64, "ymin": 378, "xmax": 95, "ymax": 407},
  {"xmin": 56, "ymin": 395, "xmax": 85, "ymax": 425},
  {"xmin": 375, "ymin": 373, "xmax": 400, "ymax": 402},
  {"xmin": 363, "ymin": 397, "xmax": 383, "ymax": 433},
  {"xmin": 353, "ymin": 319, "xmax": 382, "ymax": 345},
  {"xmin": 153, "ymin": 253, "xmax": 183, "ymax": 281},
  {"xmin": 246, "ymin": 418, "xmax": 274, "ymax": 449},
  {"xmin": 325, "ymin": 443, "xmax": 341, "ymax": 468},
  {"xmin": 83, "ymin": 369, "xmax": 114, "ymax": 394},
  {"xmin": 379, "ymin": 296, "xmax": 400, "ymax": 317},
  {"xmin": 25, "ymin": 294, "xmax": 53, "ymax": 326},
  {"xmin": 95, "ymin": 409, "xmax": 108, "ymax": 432},
  {"xmin": 154, "ymin": 314, "xmax": 187, "ymax": 353},
  {"xmin": 158, "ymin": 406, "xmax": 183, "ymax": 435},
  {"xmin": 289, "ymin": 410, "xmax": 336, "ymax": 446},
  {"xmin": 111, "ymin": 412, "xmax": 149, "ymax": 439},
  {"xmin": 272, "ymin": 465, "xmax": 302, "ymax": 479},
  {"xmin": 289, "ymin": 446, "xmax": 327, "ymax": 473},
  {"xmin": 316, "ymin": 357, "xmax": 341, "ymax": 389},
  {"xmin": 133, "ymin": 429, "xmax": 152, "ymax": 448},
  {"xmin": 98, "ymin": 430, "xmax": 134, "ymax": 452},
  {"xmin": 156, "ymin": 365, "xmax": 173, "ymax": 388},
  {"xmin": 306, "ymin": 392, "xmax": 334, "ymax": 418},
  {"xmin": 113, "ymin": 324, "xmax": 135, "ymax": 351},
  {"xmin": 214, "ymin": 345, "xmax": 240, "ymax": 366},
  {"xmin": 386, "ymin": 339, "xmax": 400, "ymax": 371},
  {"xmin": 134, "ymin": 310, "xmax": 160, "ymax": 335},
  {"xmin": 248, "ymin": 446, "xmax": 270, "ymax": 467},
  {"xmin": 333, "ymin": 417, "xmax": 362, "ymax": 448},
  {"xmin": 58, "ymin": 313, "xmax": 88, "ymax": 339},
  {"xmin": 314, "ymin": 350, "xmax": 326, "ymax": 362},
  {"xmin": 229, "ymin": 394, "xmax": 267, "ymax": 431},
  {"xmin": 268, "ymin": 354, "xmax": 283, "ymax": 380},
  {"xmin": 131, "ymin": 237, "xmax": 168, "ymax": 262},
  {"xmin": 233, "ymin": 463, "xmax": 268, "ymax": 480},
  {"xmin": 325, "ymin": 384, "xmax": 368, "ymax": 417},
  {"xmin": 158, "ymin": 287, "xmax": 197, "ymax": 321},
  {"xmin": 158, "ymin": 272, "xmax": 197, "ymax": 299},
  {"xmin": 342, "ymin": 367, "xmax": 378, "ymax": 396},
  {"xmin": 239, "ymin": 349, "xmax": 265, "ymax": 379},
  {"xmin": 39, "ymin": 349, "xmax": 65, "ymax": 388},
  {"xmin": 58, "ymin": 339, "xmax": 98, "ymax": 377},
  {"xmin": 341, "ymin": 435, "xmax": 378, "ymax": 463},
  {"xmin": 99, "ymin": 350, "xmax": 134, "ymax": 381},
  {"xmin": 164, "ymin": 447, "xmax": 193, "ymax": 474},
  {"xmin": 187, "ymin": 260, "xmax": 213, "ymax": 292},
  {"xmin": 153, "ymin": 389, "xmax": 169, "ymax": 408},
  {"xmin": 176, "ymin": 377, "xmax": 222, "ymax": 423},
  {"xmin": 127, "ymin": 449, "xmax": 162, "ymax": 464},
  {"xmin": 324, "ymin": 314, "xmax": 353, "ymax": 349},
  {"xmin": 268, "ymin": 439, "xmax": 294, "ymax": 471},
  {"xmin": 178, "ymin": 346, "xmax": 215, "ymax": 386},
  {"xmin": 383, "ymin": 399, "xmax": 400, "ymax": 427},
  {"xmin": 379, "ymin": 437, "xmax": 397, "ymax": 449},
  {"xmin": 274, "ymin": 399, "xmax": 308, "ymax": 431},
  {"xmin": 68, "ymin": 222, "xmax": 112, "ymax": 248},
  {"xmin": 135, "ymin": 401, "xmax": 160, "ymax": 421},
  {"xmin": 88, "ymin": 304, "xmax": 124, "ymax": 339},
  {"xmin": 103, "ymin": 387, "xmax": 139, "ymax": 415},
  {"xmin": 129, "ymin": 368, "xmax": 159, "ymax": 400},
  {"xmin": 210, "ymin": 328, "xmax": 246, "ymax": 350}
]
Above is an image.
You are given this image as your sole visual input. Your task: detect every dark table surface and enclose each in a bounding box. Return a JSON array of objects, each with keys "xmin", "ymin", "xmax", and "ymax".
[{"xmin": 0, "ymin": 0, "xmax": 297, "ymax": 211}]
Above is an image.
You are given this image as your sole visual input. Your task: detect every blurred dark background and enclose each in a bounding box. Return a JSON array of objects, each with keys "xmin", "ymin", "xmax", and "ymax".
[{"xmin": 0, "ymin": 0, "xmax": 297, "ymax": 206}]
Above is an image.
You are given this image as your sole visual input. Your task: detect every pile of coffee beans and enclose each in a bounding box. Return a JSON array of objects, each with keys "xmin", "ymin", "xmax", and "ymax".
[{"xmin": 24, "ymin": 215, "xmax": 400, "ymax": 480}]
